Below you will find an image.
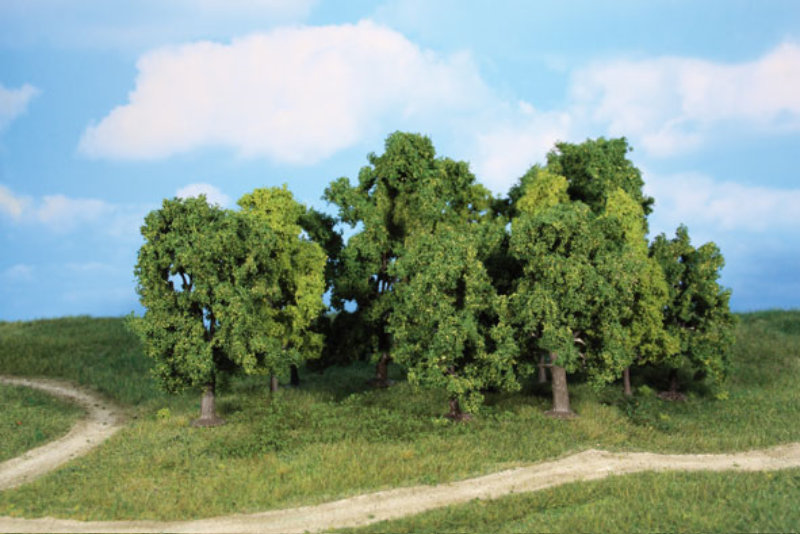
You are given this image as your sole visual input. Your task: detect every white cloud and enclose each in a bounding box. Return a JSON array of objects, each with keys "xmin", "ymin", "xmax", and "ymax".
[
  {"xmin": 176, "ymin": 183, "xmax": 231, "ymax": 207},
  {"xmin": 34, "ymin": 195, "xmax": 114, "ymax": 231},
  {"xmin": 2, "ymin": 264, "xmax": 34, "ymax": 282},
  {"xmin": 0, "ymin": 184, "xmax": 118, "ymax": 232},
  {"xmin": 472, "ymin": 104, "xmax": 572, "ymax": 192},
  {"xmin": 0, "ymin": 83, "xmax": 40, "ymax": 131},
  {"xmin": 0, "ymin": 184, "xmax": 31, "ymax": 220},
  {"xmin": 644, "ymin": 170, "xmax": 800, "ymax": 234},
  {"xmin": 570, "ymin": 42, "xmax": 800, "ymax": 156},
  {"xmin": 79, "ymin": 21, "xmax": 490, "ymax": 163}
]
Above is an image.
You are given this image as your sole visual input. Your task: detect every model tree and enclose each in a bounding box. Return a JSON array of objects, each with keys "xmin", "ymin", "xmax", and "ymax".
[
  {"xmin": 389, "ymin": 222, "xmax": 518, "ymax": 419},
  {"xmin": 235, "ymin": 186, "xmax": 327, "ymax": 391},
  {"xmin": 509, "ymin": 171, "xmax": 635, "ymax": 416},
  {"xmin": 324, "ymin": 131, "xmax": 492, "ymax": 385},
  {"xmin": 131, "ymin": 197, "xmax": 244, "ymax": 426},
  {"xmin": 600, "ymin": 189, "xmax": 678, "ymax": 396},
  {"xmin": 650, "ymin": 225, "xmax": 736, "ymax": 396}
]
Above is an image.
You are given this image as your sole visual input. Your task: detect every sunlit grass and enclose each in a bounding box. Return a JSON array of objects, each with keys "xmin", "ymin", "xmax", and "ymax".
[
  {"xmin": 0, "ymin": 311, "xmax": 797, "ymax": 524},
  {"xmin": 338, "ymin": 468, "xmax": 800, "ymax": 534}
]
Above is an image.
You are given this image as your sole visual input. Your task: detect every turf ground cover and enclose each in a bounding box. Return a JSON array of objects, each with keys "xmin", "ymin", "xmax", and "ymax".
[
  {"xmin": 0, "ymin": 311, "xmax": 797, "ymax": 525},
  {"xmin": 0, "ymin": 384, "xmax": 83, "ymax": 462},
  {"xmin": 338, "ymin": 468, "xmax": 800, "ymax": 533}
]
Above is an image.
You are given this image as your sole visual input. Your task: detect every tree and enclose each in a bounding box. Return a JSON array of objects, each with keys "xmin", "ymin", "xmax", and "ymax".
[
  {"xmin": 235, "ymin": 186, "xmax": 327, "ymax": 392},
  {"xmin": 650, "ymin": 225, "xmax": 736, "ymax": 396},
  {"xmin": 130, "ymin": 197, "xmax": 247, "ymax": 426},
  {"xmin": 509, "ymin": 171, "xmax": 630, "ymax": 416},
  {"xmin": 324, "ymin": 131, "xmax": 492, "ymax": 385},
  {"xmin": 600, "ymin": 190, "xmax": 678, "ymax": 396},
  {"xmin": 389, "ymin": 223, "xmax": 518, "ymax": 419},
  {"xmin": 131, "ymin": 191, "xmax": 326, "ymax": 425}
]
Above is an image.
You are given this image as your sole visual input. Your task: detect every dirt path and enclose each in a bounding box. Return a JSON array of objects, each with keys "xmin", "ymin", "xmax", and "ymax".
[
  {"xmin": 0, "ymin": 376, "xmax": 123, "ymax": 491},
  {"xmin": 2, "ymin": 378, "xmax": 800, "ymax": 534}
]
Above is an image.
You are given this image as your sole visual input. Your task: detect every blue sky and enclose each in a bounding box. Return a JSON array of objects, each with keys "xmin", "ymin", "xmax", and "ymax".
[{"xmin": 1, "ymin": 0, "xmax": 799, "ymax": 320}]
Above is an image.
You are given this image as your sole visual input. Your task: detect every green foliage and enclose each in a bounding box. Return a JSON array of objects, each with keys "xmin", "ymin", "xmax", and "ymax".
[
  {"xmin": 389, "ymin": 223, "xmax": 519, "ymax": 414},
  {"xmin": 650, "ymin": 225, "xmax": 736, "ymax": 390},
  {"xmin": 546, "ymin": 136, "xmax": 654, "ymax": 218},
  {"xmin": 235, "ymin": 186, "xmax": 328, "ymax": 377},
  {"xmin": 510, "ymin": 194, "xmax": 627, "ymax": 380},
  {"xmin": 129, "ymin": 197, "xmax": 239, "ymax": 392},
  {"xmin": 129, "ymin": 191, "xmax": 327, "ymax": 394},
  {"xmin": 324, "ymin": 131, "xmax": 493, "ymax": 362}
]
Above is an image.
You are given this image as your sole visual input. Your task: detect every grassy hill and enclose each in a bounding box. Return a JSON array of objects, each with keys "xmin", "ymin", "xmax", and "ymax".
[{"xmin": 0, "ymin": 311, "xmax": 798, "ymax": 528}]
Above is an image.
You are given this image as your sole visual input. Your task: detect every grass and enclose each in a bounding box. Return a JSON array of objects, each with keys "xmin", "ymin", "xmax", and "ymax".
[
  {"xmin": 0, "ymin": 316, "xmax": 160, "ymax": 405},
  {"xmin": 0, "ymin": 311, "xmax": 798, "ymax": 526},
  {"xmin": 0, "ymin": 384, "xmax": 83, "ymax": 462},
  {"xmin": 338, "ymin": 469, "xmax": 800, "ymax": 533}
]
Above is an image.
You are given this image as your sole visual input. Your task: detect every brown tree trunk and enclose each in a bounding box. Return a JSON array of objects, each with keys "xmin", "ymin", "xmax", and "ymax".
[
  {"xmin": 623, "ymin": 366, "xmax": 632, "ymax": 397},
  {"xmin": 270, "ymin": 374, "xmax": 279, "ymax": 393},
  {"xmin": 444, "ymin": 397, "xmax": 472, "ymax": 422},
  {"xmin": 290, "ymin": 365, "xmax": 300, "ymax": 387},
  {"xmin": 538, "ymin": 354, "xmax": 548, "ymax": 384},
  {"xmin": 192, "ymin": 381, "xmax": 225, "ymax": 427},
  {"xmin": 546, "ymin": 356, "xmax": 575, "ymax": 418},
  {"xmin": 369, "ymin": 352, "xmax": 393, "ymax": 388},
  {"xmin": 669, "ymin": 368, "xmax": 679, "ymax": 393}
]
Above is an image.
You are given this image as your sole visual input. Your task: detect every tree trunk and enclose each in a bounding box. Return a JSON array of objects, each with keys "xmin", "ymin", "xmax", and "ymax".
[
  {"xmin": 538, "ymin": 354, "xmax": 548, "ymax": 384},
  {"xmin": 546, "ymin": 357, "xmax": 575, "ymax": 418},
  {"xmin": 290, "ymin": 365, "xmax": 300, "ymax": 387},
  {"xmin": 369, "ymin": 352, "xmax": 393, "ymax": 388},
  {"xmin": 623, "ymin": 366, "xmax": 632, "ymax": 397},
  {"xmin": 270, "ymin": 374, "xmax": 279, "ymax": 393},
  {"xmin": 192, "ymin": 381, "xmax": 225, "ymax": 427},
  {"xmin": 669, "ymin": 368, "xmax": 679, "ymax": 394},
  {"xmin": 444, "ymin": 397, "xmax": 472, "ymax": 422}
]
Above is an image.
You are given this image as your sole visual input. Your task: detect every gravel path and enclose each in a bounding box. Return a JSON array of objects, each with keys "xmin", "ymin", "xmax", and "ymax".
[{"xmin": 2, "ymin": 376, "xmax": 800, "ymax": 534}]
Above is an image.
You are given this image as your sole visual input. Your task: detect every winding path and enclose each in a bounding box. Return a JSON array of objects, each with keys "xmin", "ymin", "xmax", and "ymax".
[{"xmin": 2, "ymin": 376, "xmax": 800, "ymax": 534}]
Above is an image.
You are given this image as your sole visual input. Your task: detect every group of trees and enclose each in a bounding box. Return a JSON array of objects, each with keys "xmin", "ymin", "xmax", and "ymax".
[{"xmin": 131, "ymin": 132, "xmax": 735, "ymax": 424}]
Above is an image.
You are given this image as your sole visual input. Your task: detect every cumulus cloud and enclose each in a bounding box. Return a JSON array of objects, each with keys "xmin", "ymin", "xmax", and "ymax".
[
  {"xmin": 644, "ymin": 170, "xmax": 800, "ymax": 234},
  {"xmin": 472, "ymin": 103, "xmax": 572, "ymax": 192},
  {"xmin": 570, "ymin": 42, "xmax": 800, "ymax": 156},
  {"xmin": 34, "ymin": 195, "xmax": 115, "ymax": 231},
  {"xmin": 0, "ymin": 184, "xmax": 31, "ymax": 220},
  {"xmin": 0, "ymin": 83, "xmax": 40, "ymax": 131},
  {"xmin": 0, "ymin": 184, "xmax": 117, "ymax": 232},
  {"xmin": 176, "ymin": 183, "xmax": 231, "ymax": 207},
  {"xmin": 79, "ymin": 21, "xmax": 490, "ymax": 163}
]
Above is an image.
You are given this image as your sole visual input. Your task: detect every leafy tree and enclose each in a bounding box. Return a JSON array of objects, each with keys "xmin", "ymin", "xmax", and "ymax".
[
  {"xmin": 650, "ymin": 225, "xmax": 736, "ymax": 396},
  {"xmin": 130, "ymin": 197, "xmax": 247, "ymax": 426},
  {"xmin": 600, "ymin": 190, "xmax": 678, "ymax": 396},
  {"xmin": 509, "ymin": 171, "xmax": 631, "ymax": 416},
  {"xmin": 389, "ymin": 224, "xmax": 519, "ymax": 419},
  {"xmin": 236, "ymin": 186, "xmax": 327, "ymax": 391},
  {"xmin": 131, "ymin": 191, "xmax": 326, "ymax": 425},
  {"xmin": 324, "ymin": 131, "xmax": 492, "ymax": 385}
]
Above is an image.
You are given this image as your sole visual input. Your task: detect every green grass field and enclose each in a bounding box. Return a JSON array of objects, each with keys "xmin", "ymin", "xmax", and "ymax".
[
  {"xmin": 0, "ymin": 310, "xmax": 798, "ymax": 529},
  {"xmin": 338, "ymin": 468, "xmax": 800, "ymax": 534},
  {"xmin": 0, "ymin": 384, "xmax": 83, "ymax": 462}
]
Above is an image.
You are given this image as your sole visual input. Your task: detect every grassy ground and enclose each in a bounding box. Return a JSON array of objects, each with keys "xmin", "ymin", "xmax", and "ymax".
[
  {"xmin": 0, "ymin": 384, "xmax": 83, "ymax": 462},
  {"xmin": 0, "ymin": 311, "xmax": 798, "ymax": 525},
  {"xmin": 338, "ymin": 468, "xmax": 800, "ymax": 533}
]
